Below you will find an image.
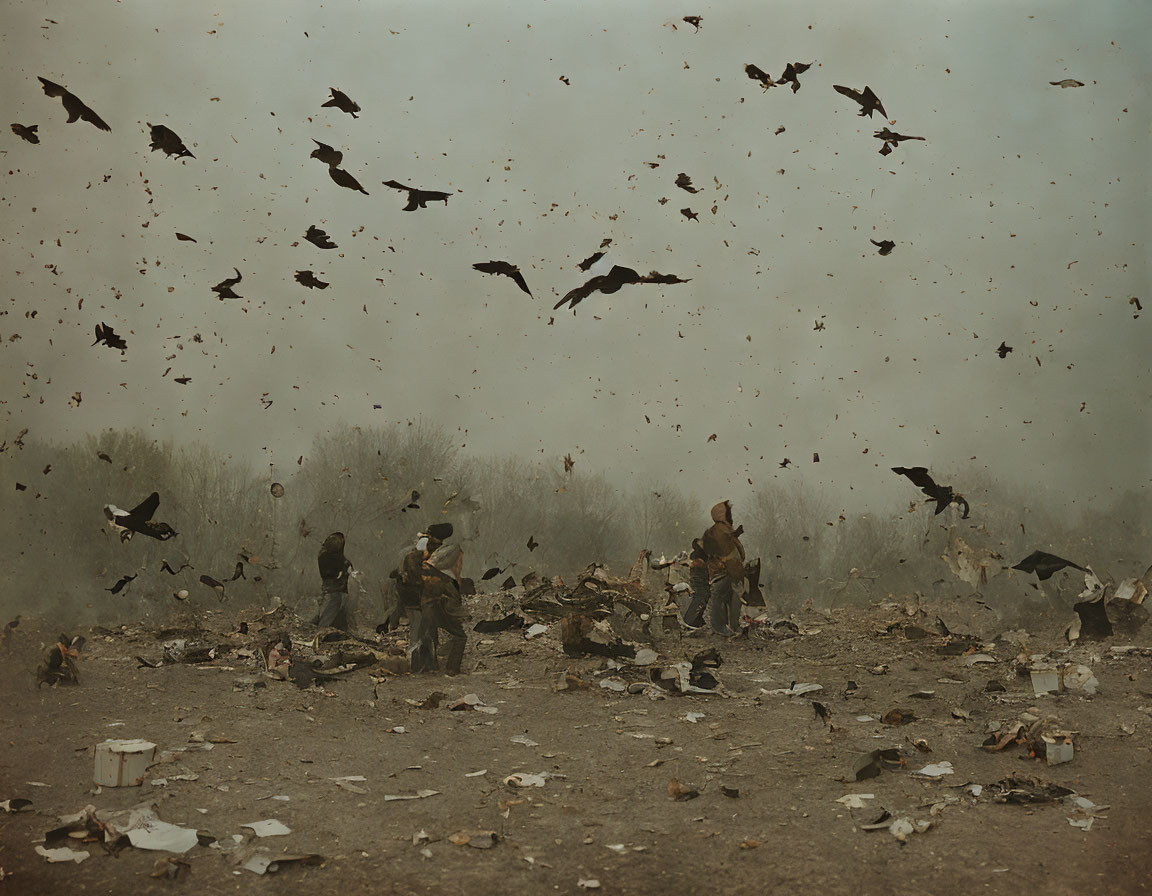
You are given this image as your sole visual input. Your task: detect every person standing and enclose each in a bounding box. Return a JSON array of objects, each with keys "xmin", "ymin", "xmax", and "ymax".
[
  {"xmin": 316, "ymin": 532, "xmax": 353, "ymax": 631},
  {"xmin": 701, "ymin": 501, "xmax": 747, "ymax": 635},
  {"xmin": 682, "ymin": 538, "xmax": 712, "ymax": 629},
  {"xmin": 411, "ymin": 543, "xmax": 467, "ymax": 675}
]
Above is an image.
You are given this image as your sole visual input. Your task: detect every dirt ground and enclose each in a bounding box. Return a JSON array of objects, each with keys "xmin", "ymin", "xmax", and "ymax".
[{"xmin": 2, "ymin": 595, "xmax": 1151, "ymax": 896}]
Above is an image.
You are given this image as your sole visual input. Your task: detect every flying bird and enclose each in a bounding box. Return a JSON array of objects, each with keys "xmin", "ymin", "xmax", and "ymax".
[
  {"xmin": 310, "ymin": 139, "xmax": 343, "ymax": 166},
  {"xmin": 554, "ymin": 265, "xmax": 690, "ymax": 311},
  {"xmin": 1012, "ymin": 550, "xmax": 1086, "ymax": 581},
  {"xmin": 92, "ymin": 322, "xmax": 127, "ymax": 351},
  {"xmin": 473, "ymin": 261, "xmax": 531, "ymax": 296},
  {"xmin": 527, "ymin": 535, "xmax": 539, "ymax": 552},
  {"xmin": 104, "ymin": 491, "xmax": 178, "ymax": 541},
  {"xmin": 996, "ymin": 341, "xmax": 1013, "ymax": 358},
  {"xmin": 682, "ymin": 15, "xmax": 702, "ymax": 31},
  {"xmin": 328, "ymin": 166, "xmax": 369, "ymax": 194},
  {"xmin": 833, "ymin": 84, "xmax": 888, "ymax": 118},
  {"xmin": 174, "ymin": 376, "xmax": 191, "ymax": 385},
  {"xmin": 891, "ymin": 467, "xmax": 969, "ymax": 518},
  {"xmin": 873, "ymin": 128, "xmax": 924, "ymax": 155},
  {"xmin": 304, "ymin": 225, "xmax": 337, "ymax": 249},
  {"xmin": 681, "ymin": 207, "xmax": 699, "ymax": 221},
  {"xmin": 175, "ymin": 232, "xmax": 197, "ymax": 242},
  {"xmin": 10, "ymin": 123, "xmax": 39, "ymax": 144},
  {"xmin": 160, "ymin": 560, "xmax": 191, "ymax": 575},
  {"xmin": 382, "ymin": 180, "xmax": 451, "ymax": 210},
  {"xmin": 778, "ymin": 61, "xmax": 812, "ymax": 93},
  {"xmin": 105, "ymin": 573, "xmax": 137, "ymax": 594},
  {"xmin": 563, "ymin": 453, "xmax": 575, "ymax": 473},
  {"xmin": 295, "ymin": 270, "xmax": 329, "ymax": 289},
  {"xmin": 211, "ymin": 268, "xmax": 243, "ymax": 299},
  {"xmin": 870, "ymin": 239, "xmax": 895, "ymax": 256},
  {"xmin": 148, "ymin": 123, "xmax": 194, "ymax": 159},
  {"xmin": 38, "ymin": 77, "xmax": 111, "ymax": 131},
  {"xmin": 744, "ymin": 64, "xmax": 777, "ymax": 90},
  {"xmin": 322, "ymin": 88, "xmax": 360, "ymax": 117},
  {"xmin": 1049, "ymin": 79, "xmax": 1084, "ymax": 88},
  {"xmin": 675, "ymin": 173, "xmax": 700, "ymax": 193},
  {"xmin": 577, "ymin": 239, "xmax": 612, "ymax": 271},
  {"xmin": 779, "ymin": 458, "xmax": 792, "ymax": 468}
]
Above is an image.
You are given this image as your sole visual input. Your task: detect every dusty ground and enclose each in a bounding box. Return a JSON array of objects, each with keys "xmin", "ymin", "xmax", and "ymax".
[{"xmin": 2, "ymin": 596, "xmax": 1151, "ymax": 896}]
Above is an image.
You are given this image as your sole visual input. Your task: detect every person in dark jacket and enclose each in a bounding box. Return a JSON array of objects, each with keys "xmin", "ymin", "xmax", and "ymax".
[
  {"xmin": 411, "ymin": 543, "xmax": 467, "ymax": 675},
  {"xmin": 682, "ymin": 537, "xmax": 712, "ymax": 628},
  {"xmin": 316, "ymin": 532, "xmax": 353, "ymax": 631},
  {"xmin": 701, "ymin": 500, "xmax": 747, "ymax": 635}
]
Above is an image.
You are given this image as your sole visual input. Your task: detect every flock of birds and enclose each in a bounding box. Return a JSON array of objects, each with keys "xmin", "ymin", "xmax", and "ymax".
[{"xmin": 6, "ymin": 14, "xmax": 1119, "ymax": 612}]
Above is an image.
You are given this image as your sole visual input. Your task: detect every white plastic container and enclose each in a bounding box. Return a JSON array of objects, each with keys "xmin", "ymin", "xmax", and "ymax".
[{"xmin": 94, "ymin": 739, "xmax": 157, "ymax": 787}]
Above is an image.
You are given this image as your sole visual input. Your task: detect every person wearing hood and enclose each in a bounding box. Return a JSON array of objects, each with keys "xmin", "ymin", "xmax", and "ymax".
[
  {"xmin": 701, "ymin": 500, "xmax": 747, "ymax": 635},
  {"xmin": 316, "ymin": 532, "xmax": 354, "ymax": 631},
  {"xmin": 411, "ymin": 542, "xmax": 467, "ymax": 674}
]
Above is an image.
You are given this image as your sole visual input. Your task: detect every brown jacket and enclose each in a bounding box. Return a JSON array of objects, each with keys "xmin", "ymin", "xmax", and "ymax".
[{"xmin": 702, "ymin": 501, "xmax": 746, "ymax": 583}]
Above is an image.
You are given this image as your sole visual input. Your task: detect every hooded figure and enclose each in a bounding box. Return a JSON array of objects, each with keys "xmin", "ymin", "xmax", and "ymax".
[
  {"xmin": 700, "ymin": 501, "xmax": 747, "ymax": 635},
  {"xmin": 316, "ymin": 532, "xmax": 353, "ymax": 631},
  {"xmin": 410, "ymin": 543, "xmax": 467, "ymax": 674}
]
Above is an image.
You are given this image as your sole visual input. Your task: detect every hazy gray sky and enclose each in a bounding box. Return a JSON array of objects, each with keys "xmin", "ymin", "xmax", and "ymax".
[{"xmin": 2, "ymin": 0, "xmax": 1149, "ymax": 513}]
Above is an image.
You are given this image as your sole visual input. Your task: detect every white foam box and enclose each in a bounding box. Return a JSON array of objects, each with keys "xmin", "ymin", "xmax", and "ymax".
[{"xmin": 94, "ymin": 739, "xmax": 157, "ymax": 787}]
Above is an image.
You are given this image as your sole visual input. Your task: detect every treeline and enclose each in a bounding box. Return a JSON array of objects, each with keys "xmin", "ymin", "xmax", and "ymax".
[{"xmin": 1, "ymin": 423, "xmax": 1148, "ymax": 627}]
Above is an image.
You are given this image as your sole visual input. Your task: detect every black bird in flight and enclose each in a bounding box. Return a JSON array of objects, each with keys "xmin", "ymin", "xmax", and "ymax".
[
  {"xmin": 295, "ymin": 270, "xmax": 329, "ymax": 289},
  {"xmin": 778, "ymin": 61, "xmax": 812, "ymax": 93},
  {"xmin": 329, "ymin": 166, "xmax": 369, "ymax": 194},
  {"xmin": 38, "ymin": 77, "xmax": 111, "ymax": 131},
  {"xmin": 148, "ymin": 124, "xmax": 194, "ymax": 159},
  {"xmin": 105, "ymin": 573, "xmax": 137, "ymax": 594},
  {"xmin": 92, "ymin": 322, "xmax": 127, "ymax": 351},
  {"xmin": 473, "ymin": 261, "xmax": 531, "ymax": 296},
  {"xmin": 675, "ymin": 173, "xmax": 700, "ymax": 193},
  {"xmin": 175, "ymin": 232, "xmax": 197, "ymax": 242},
  {"xmin": 577, "ymin": 239, "xmax": 612, "ymax": 271},
  {"xmin": 874, "ymin": 128, "xmax": 924, "ymax": 156},
  {"xmin": 891, "ymin": 466, "xmax": 969, "ymax": 518},
  {"xmin": 10, "ymin": 123, "xmax": 39, "ymax": 144},
  {"xmin": 310, "ymin": 139, "xmax": 343, "ymax": 167},
  {"xmin": 682, "ymin": 15, "xmax": 702, "ymax": 31},
  {"xmin": 212, "ymin": 268, "xmax": 243, "ymax": 299},
  {"xmin": 681, "ymin": 208, "xmax": 699, "ymax": 222},
  {"xmin": 744, "ymin": 64, "xmax": 777, "ymax": 90},
  {"xmin": 160, "ymin": 559, "xmax": 192, "ymax": 575},
  {"xmin": 104, "ymin": 491, "xmax": 178, "ymax": 541},
  {"xmin": 382, "ymin": 180, "xmax": 452, "ymax": 210},
  {"xmin": 322, "ymin": 88, "xmax": 360, "ymax": 117},
  {"xmin": 833, "ymin": 84, "xmax": 888, "ymax": 118},
  {"xmin": 554, "ymin": 265, "xmax": 690, "ymax": 311},
  {"xmin": 870, "ymin": 239, "xmax": 895, "ymax": 256},
  {"xmin": 1012, "ymin": 550, "xmax": 1086, "ymax": 581},
  {"xmin": 527, "ymin": 535, "xmax": 539, "ymax": 552},
  {"xmin": 996, "ymin": 341, "xmax": 1013, "ymax": 358},
  {"xmin": 304, "ymin": 225, "xmax": 337, "ymax": 248}
]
